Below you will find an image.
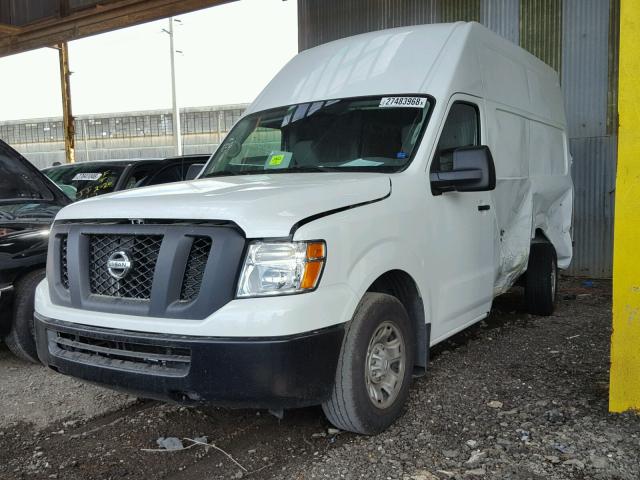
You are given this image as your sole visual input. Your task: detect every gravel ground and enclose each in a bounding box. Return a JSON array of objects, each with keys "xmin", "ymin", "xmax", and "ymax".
[
  {"xmin": 272, "ymin": 278, "xmax": 640, "ymax": 480},
  {"xmin": 0, "ymin": 344, "xmax": 135, "ymax": 429},
  {"xmin": 0, "ymin": 277, "xmax": 638, "ymax": 480}
]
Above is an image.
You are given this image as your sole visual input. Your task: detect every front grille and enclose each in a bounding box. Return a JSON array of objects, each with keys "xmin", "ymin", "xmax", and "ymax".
[
  {"xmin": 180, "ymin": 237, "xmax": 212, "ymax": 301},
  {"xmin": 88, "ymin": 234, "xmax": 162, "ymax": 299},
  {"xmin": 48, "ymin": 329, "xmax": 190, "ymax": 376},
  {"xmin": 60, "ymin": 235, "xmax": 69, "ymax": 289},
  {"xmin": 50, "ymin": 222, "xmax": 245, "ymax": 320}
]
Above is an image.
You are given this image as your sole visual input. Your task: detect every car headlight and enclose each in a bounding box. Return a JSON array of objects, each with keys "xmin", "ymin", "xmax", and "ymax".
[{"xmin": 236, "ymin": 241, "xmax": 326, "ymax": 298}]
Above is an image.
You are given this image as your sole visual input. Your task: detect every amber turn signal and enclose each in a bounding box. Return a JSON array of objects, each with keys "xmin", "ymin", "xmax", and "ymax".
[{"xmin": 301, "ymin": 242, "xmax": 326, "ymax": 290}]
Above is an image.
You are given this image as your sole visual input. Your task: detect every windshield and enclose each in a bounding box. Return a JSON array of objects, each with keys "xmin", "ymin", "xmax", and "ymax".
[
  {"xmin": 44, "ymin": 164, "xmax": 127, "ymax": 201},
  {"xmin": 0, "ymin": 151, "xmax": 54, "ymax": 202},
  {"xmin": 201, "ymin": 96, "xmax": 432, "ymax": 178}
]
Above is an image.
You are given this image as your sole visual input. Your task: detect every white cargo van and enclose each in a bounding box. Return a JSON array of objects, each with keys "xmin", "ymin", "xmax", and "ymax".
[{"xmin": 34, "ymin": 22, "xmax": 572, "ymax": 434}]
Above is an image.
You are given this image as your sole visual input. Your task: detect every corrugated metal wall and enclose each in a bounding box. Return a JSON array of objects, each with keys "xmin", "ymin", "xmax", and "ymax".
[
  {"xmin": 298, "ymin": 0, "xmax": 619, "ymax": 277},
  {"xmin": 0, "ymin": 1, "xmax": 59, "ymax": 27},
  {"xmin": 561, "ymin": 0, "xmax": 617, "ymax": 277},
  {"xmin": 520, "ymin": 0, "xmax": 562, "ymax": 72},
  {"xmin": 439, "ymin": 0, "xmax": 480, "ymax": 22},
  {"xmin": 481, "ymin": 0, "xmax": 519, "ymax": 43}
]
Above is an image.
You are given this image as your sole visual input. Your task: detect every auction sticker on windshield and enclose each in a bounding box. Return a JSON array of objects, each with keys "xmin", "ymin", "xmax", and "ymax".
[
  {"xmin": 72, "ymin": 173, "xmax": 102, "ymax": 181},
  {"xmin": 379, "ymin": 97, "xmax": 427, "ymax": 108}
]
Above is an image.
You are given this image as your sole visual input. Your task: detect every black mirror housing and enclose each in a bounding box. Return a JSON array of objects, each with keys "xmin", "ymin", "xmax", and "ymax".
[{"xmin": 430, "ymin": 145, "xmax": 496, "ymax": 195}]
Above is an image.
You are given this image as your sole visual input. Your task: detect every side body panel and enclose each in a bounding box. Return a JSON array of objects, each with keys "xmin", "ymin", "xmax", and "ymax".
[{"xmin": 478, "ymin": 43, "xmax": 573, "ymax": 292}]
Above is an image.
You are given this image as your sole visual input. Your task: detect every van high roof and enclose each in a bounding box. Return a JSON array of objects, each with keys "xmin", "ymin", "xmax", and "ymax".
[{"xmin": 248, "ymin": 22, "xmax": 565, "ymax": 128}]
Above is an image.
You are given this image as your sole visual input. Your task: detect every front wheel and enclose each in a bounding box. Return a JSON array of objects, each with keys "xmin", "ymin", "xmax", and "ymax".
[
  {"xmin": 322, "ymin": 293, "xmax": 414, "ymax": 435},
  {"xmin": 5, "ymin": 269, "xmax": 45, "ymax": 363},
  {"xmin": 525, "ymin": 242, "xmax": 557, "ymax": 316}
]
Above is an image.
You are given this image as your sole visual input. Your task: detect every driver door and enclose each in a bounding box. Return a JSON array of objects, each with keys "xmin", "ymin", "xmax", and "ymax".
[{"xmin": 428, "ymin": 96, "xmax": 497, "ymax": 341}]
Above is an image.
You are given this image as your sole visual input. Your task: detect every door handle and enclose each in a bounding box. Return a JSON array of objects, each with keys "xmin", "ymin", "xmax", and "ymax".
[{"xmin": 478, "ymin": 205, "xmax": 490, "ymax": 211}]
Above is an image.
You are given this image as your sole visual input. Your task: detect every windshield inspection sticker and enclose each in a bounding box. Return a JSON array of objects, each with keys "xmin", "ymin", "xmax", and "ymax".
[
  {"xmin": 379, "ymin": 97, "xmax": 427, "ymax": 108},
  {"xmin": 72, "ymin": 172, "xmax": 102, "ymax": 181},
  {"xmin": 265, "ymin": 151, "xmax": 292, "ymax": 169}
]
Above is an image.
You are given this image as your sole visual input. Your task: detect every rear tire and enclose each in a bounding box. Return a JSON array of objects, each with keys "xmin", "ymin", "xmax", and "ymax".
[
  {"xmin": 525, "ymin": 242, "xmax": 557, "ymax": 316},
  {"xmin": 5, "ymin": 269, "xmax": 45, "ymax": 363},
  {"xmin": 322, "ymin": 293, "xmax": 414, "ymax": 435}
]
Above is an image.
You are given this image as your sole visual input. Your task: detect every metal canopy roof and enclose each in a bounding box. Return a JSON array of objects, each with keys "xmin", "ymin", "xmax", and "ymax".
[{"xmin": 0, "ymin": 0, "xmax": 235, "ymax": 57}]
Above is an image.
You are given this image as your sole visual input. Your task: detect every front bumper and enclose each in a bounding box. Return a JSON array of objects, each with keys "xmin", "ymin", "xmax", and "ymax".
[{"xmin": 35, "ymin": 313, "xmax": 344, "ymax": 409}]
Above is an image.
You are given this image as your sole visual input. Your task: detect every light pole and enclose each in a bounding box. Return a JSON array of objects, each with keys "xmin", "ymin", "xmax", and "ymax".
[{"xmin": 167, "ymin": 17, "xmax": 182, "ymax": 156}]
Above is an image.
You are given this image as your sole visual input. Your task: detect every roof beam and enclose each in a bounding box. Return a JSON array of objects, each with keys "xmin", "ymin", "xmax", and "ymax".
[
  {"xmin": 0, "ymin": 23, "xmax": 21, "ymax": 35},
  {"xmin": 0, "ymin": 0, "xmax": 235, "ymax": 57}
]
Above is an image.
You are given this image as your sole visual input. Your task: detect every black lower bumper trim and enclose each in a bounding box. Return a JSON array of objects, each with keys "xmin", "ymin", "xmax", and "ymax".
[
  {"xmin": 35, "ymin": 314, "xmax": 344, "ymax": 409},
  {"xmin": 0, "ymin": 286, "xmax": 14, "ymax": 334}
]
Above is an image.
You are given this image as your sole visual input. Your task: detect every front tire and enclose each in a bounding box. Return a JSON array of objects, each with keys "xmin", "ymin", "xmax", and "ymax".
[
  {"xmin": 525, "ymin": 242, "xmax": 557, "ymax": 316},
  {"xmin": 5, "ymin": 269, "xmax": 45, "ymax": 363},
  {"xmin": 322, "ymin": 293, "xmax": 414, "ymax": 435}
]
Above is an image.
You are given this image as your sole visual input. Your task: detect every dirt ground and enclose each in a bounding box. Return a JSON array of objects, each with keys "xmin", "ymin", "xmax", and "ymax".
[
  {"xmin": 0, "ymin": 277, "xmax": 638, "ymax": 480},
  {"xmin": 0, "ymin": 347, "xmax": 135, "ymax": 429}
]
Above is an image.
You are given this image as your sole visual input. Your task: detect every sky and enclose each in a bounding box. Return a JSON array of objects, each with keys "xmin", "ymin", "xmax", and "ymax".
[{"xmin": 0, "ymin": 0, "xmax": 298, "ymax": 121}]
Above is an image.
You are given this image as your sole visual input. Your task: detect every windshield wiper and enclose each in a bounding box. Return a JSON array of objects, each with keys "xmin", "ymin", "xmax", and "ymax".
[
  {"xmin": 202, "ymin": 165, "xmax": 349, "ymax": 178},
  {"xmin": 15, "ymin": 213, "xmax": 55, "ymax": 220},
  {"xmin": 1, "ymin": 218, "xmax": 52, "ymax": 223},
  {"xmin": 201, "ymin": 170, "xmax": 246, "ymax": 178},
  {"xmin": 0, "ymin": 199, "xmax": 51, "ymax": 205},
  {"xmin": 289, "ymin": 166, "xmax": 343, "ymax": 172}
]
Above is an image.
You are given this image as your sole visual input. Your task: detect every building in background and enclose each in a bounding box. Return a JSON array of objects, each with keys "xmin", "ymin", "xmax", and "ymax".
[
  {"xmin": 298, "ymin": 0, "xmax": 619, "ymax": 278},
  {"xmin": 0, "ymin": 104, "xmax": 247, "ymax": 168}
]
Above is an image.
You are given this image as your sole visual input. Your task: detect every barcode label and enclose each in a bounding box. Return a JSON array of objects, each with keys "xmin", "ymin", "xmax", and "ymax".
[
  {"xmin": 72, "ymin": 173, "xmax": 102, "ymax": 181},
  {"xmin": 379, "ymin": 97, "xmax": 427, "ymax": 108}
]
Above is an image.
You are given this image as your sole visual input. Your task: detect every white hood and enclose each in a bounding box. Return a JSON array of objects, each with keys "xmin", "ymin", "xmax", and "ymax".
[{"xmin": 56, "ymin": 172, "xmax": 391, "ymax": 238}]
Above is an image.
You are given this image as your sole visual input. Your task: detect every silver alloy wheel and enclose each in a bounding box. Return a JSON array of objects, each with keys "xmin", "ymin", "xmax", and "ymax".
[{"xmin": 365, "ymin": 320, "xmax": 406, "ymax": 409}]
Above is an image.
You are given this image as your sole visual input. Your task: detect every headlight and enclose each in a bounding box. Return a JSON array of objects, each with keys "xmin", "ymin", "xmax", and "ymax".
[{"xmin": 236, "ymin": 241, "xmax": 326, "ymax": 298}]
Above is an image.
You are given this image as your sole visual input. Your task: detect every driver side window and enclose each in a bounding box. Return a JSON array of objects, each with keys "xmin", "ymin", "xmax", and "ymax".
[
  {"xmin": 431, "ymin": 102, "xmax": 480, "ymax": 172},
  {"xmin": 125, "ymin": 164, "xmax": 155, "ymax": 189}
]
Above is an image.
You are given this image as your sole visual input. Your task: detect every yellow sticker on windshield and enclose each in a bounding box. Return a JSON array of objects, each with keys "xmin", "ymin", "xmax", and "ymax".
[
  {"xmin": 269, "ymin": 154, "xmax": 285, "ymax": 166},
  {"xmin": 265, "ymin": 151, "xmax": 292, "ymax": 169}
]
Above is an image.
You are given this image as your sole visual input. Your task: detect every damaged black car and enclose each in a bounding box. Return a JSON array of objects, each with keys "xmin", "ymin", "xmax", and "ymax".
[{"xmin": 0, "ymin": 140, "xmax": 70, "ymax": 362}]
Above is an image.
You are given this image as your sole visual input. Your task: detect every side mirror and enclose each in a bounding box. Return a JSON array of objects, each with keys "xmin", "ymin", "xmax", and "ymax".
[
  {"xmin": 430, "ymin": 145, "xmax": 496, "ymax": 195},
  {"xmin": 185, "ymin": 163, "xmax": 205, "ymax": 180}
]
